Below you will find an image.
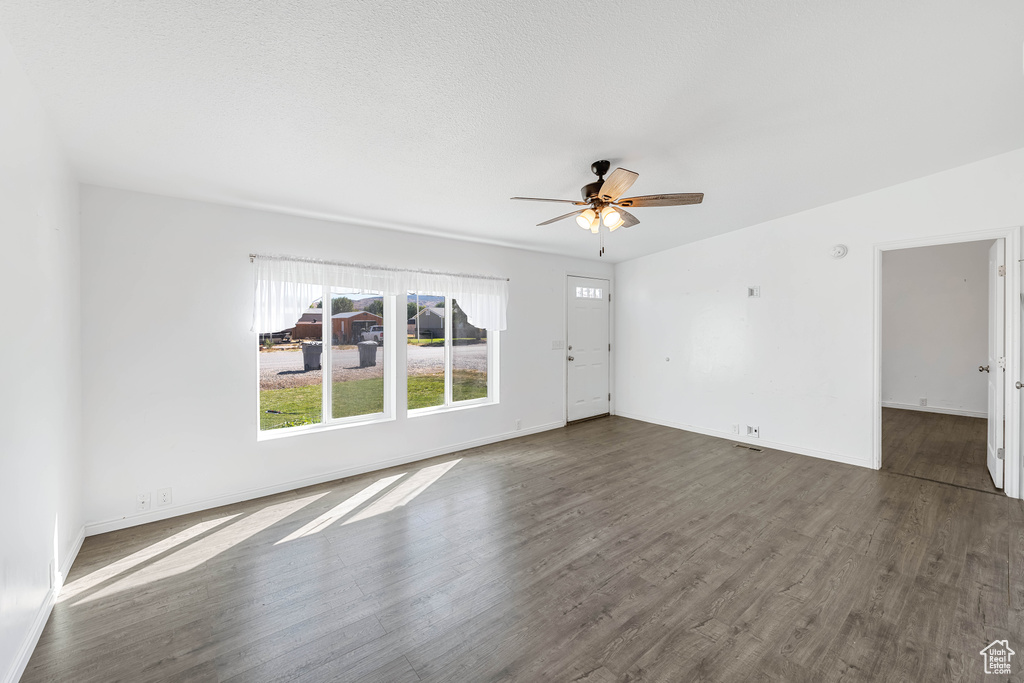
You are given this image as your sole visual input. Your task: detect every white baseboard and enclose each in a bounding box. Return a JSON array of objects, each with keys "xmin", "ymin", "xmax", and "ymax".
[
  {"xmin": 880, "ymin": 401, "xmax": 986, "ymax": 419},
  {"xmin": 58, "ymin": 526, "xmax": 85, "ymax": 593},
  {"xmin": 615, "ymin": 411, "xmax": 872, "ymax": 469},
  {"xmin": 84, "ymin": 421, "xmax": 565, "ymax": 536},
  {"xmin": 5, "ymin": 526, "xmax": 85, "ymax": 683}
]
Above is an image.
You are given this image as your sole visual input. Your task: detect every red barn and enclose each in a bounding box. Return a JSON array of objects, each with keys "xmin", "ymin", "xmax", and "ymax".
[{"xmin": 332, "ymin": 311, "xmax": 383, "ymax": 344}]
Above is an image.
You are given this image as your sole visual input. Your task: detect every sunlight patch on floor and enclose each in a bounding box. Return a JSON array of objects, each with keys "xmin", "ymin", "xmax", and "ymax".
[
  {"xmin": 59, "ymin": 514, "xmax": 240, "ymax": 603},
  {"xmin": 275, "ymin": 473, "xmax": 407, "ymax": 544},
  {"xmin": 72, "ymin": 492, "xmax": 329, "ymax": 605},
  {"xmin": 343, "ymin": 459, "xmax": 461, "ymax": 525}
]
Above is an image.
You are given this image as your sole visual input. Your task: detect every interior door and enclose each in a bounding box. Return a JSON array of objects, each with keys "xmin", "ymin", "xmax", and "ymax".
[
  {"xmin": 987, "ymin": 239, "xmax": 1005, "ymax": 489},
  {"xmin": 567, "ymin": 276, "xmax": 610, "ymax": 422}
]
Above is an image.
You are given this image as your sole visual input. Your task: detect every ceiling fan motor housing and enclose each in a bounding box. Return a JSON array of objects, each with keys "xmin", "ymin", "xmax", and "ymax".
[
  {"xmin": 581, "ymin": 180, "xmax": 603, "ymax": 201},
  {"xmin": 582, "ymin": 160, "xmax": 612, "ymax": 200}
]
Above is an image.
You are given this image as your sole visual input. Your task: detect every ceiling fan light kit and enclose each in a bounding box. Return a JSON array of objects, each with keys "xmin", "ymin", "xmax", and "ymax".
[{"xmin": 512, "ymin": 160, "xmax": 703, "ymax": 256}]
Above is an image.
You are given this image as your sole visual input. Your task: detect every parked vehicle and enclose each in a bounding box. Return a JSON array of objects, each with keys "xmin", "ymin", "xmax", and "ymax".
[{"xmin": 361, "ymin": 325, "xmax": 384, "ymax": 345}]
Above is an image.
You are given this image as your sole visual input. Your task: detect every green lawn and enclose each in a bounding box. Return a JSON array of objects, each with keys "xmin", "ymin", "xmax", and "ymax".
[{"xmin": 260, "ymin": 371, "xmax": 488, "ymax": 430}]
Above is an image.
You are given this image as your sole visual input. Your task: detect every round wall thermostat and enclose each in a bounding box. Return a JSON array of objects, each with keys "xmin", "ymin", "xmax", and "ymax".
[{"xmin": 830, "ymin": 244, "xmax": 848, "ymax": 259}]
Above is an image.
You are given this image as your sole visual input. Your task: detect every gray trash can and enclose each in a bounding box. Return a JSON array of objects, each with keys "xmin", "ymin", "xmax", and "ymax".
[
  {"xmin": 357, "ymin": 341, "xmax": 378, "ymax": 368},
  {"xmin": 301, "ymin": 341, "xmax": 322, "ymax": 371}
]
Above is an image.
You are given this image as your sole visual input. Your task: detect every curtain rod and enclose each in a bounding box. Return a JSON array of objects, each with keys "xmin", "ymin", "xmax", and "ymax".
[{"xmin": 249, "ymin": 253, "xmax": 509, "ymax": 282}]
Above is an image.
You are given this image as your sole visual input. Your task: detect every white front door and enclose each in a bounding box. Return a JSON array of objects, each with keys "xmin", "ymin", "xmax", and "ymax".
[
  {"xmin": 567, "ymin": 276, "xmax": 610, "ymax": 422},
  {"xmin": 987, "ymin": 239, "xmax": 1005, "ymax": 489}
]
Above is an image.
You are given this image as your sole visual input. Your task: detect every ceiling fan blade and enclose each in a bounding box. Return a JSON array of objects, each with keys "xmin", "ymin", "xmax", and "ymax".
[
  {"xmin": 616, "ymin": 193, "xmax": 704, "ymax": 208},
  {"xmin": 618, "ymin": 209, "xmax": 640, "ymax": 228},
  {"xmin": 511, "ymin": 196, "xmax": 587, "ymax": 205},
  {"xmin": 598, "ymin": 168, "xmax": 639, "ymax": 201},
  {"xmin": 537, "ymin": 209, "xmax": 585, "ymax": 226}
]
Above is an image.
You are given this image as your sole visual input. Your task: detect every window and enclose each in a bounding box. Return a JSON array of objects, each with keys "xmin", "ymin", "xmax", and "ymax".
[
  {"xmin": 407, "ymin": 293, "xmax": 446, "ymax": 409},
  {"xmin": 252, "ymin": 255, "xmax": 506, "ymax": 435},
  {"xmin": 576, "ymin": 286, "xmax": 603, "ymax": 299},
  {"xmin": 259, "ymin": 287, "xmax": 391, "ymax": 432},
  {"xmin": 330, "ymin": 289, "xmax": 388, "ymax": 420},
  {"xmin": 408, "ymin": 293, "xmax": 494, "ymax": 412},
  {"xmin": 452, "ymin": 299, "xmax": 488, "ymax": 402},
  {"xmin": 259, "ymin": 300, "xmax": 323, "ymax": 431}
]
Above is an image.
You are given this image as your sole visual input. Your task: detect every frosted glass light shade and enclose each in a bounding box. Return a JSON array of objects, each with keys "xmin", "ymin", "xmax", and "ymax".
[
  {"xmin": 576, "ymin": 209, "xmax": 597, "ymax": 230},
  {"xmin": 601, "ymin": 207, "xmax": 621, "ymax": 227}
]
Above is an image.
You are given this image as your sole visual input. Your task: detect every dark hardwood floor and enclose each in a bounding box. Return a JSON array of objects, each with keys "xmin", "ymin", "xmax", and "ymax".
[
  {"xmin": 24, "ymin": 417, "xmax": 1024, "ymax": 682},
  {"xmin": 882, "ymin": 407, "xmax": 998, "ymax": 493}
]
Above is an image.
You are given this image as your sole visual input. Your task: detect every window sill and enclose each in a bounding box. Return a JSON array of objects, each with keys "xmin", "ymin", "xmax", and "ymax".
[
  {"xmin": 257, "ymin": 413, "xmax": 396, "ymax": 441},
  {"xmin": 407, "ymin": 398, "xmax": 498, "ymax": 419}
]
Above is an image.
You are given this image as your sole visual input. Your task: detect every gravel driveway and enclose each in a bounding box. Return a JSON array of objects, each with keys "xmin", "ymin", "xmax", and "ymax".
[{"xmin": 259, "ymin": 343, "xmax": 487, "ymax": 390}]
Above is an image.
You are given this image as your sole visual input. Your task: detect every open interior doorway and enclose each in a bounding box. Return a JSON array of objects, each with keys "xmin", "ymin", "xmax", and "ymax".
[{"xmin": 880, "ymin": 239, "xmax": 1003, "ymax": 493}]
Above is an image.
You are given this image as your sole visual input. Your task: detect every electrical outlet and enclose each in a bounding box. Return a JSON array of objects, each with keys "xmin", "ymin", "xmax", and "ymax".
[
  {"xmin": 157, "ymin": 487, "xmax": 172, "ymax": 506},
  {"xmin": 514, "ymin": 419, "xmax": 521, "ymax": 431},
  {"xmin": 136, "ymin": 491, "xmax": 151, "ymax": 512},
  {"xmin": 746, "ymin": 425, "xmax": 760, "ymax": 438},
  {"xmin": 731, "ymin": 424, "xmax": 740, "ymax": 434},
  {"xmin": 919, "ymin": 398, "xmax": 927, "ymax": 407}
]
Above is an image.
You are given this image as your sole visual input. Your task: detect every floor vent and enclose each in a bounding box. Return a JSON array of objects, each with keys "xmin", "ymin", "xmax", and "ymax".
[{"xmin": 734, "ymin": 444, "xmax": 763, "ymax": 453}]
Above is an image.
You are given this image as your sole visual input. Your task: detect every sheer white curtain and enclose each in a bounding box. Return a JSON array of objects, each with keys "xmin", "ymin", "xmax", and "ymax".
[
  {"xmin": 251, "ymin": 258, "xmax": 323, "ymax": 334},
  {"xmin": 404, "ymin": 272, "xmax": 508, "ymax": 331},
  {"xmin": 251, "ymin": 255, "xmax": 509, "ymax": 333}
]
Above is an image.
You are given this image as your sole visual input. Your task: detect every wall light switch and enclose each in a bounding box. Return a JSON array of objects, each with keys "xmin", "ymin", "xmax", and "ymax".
[
  {"xmin": 747, "ymin": 286, "xmax": 761, "ymax": 298},
  {"xmin": 552, "ymin": 340, "xmax": 564, "ymax": 350}
]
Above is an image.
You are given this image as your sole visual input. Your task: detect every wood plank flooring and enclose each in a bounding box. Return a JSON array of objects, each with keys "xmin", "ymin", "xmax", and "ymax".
[
  {"xmin": 24, "ymin": 417, "xmax": 1024, "ymax": 682},
  {"xmin": 881, "ymin": 407, "xmax": 998, "ymax": 493}
]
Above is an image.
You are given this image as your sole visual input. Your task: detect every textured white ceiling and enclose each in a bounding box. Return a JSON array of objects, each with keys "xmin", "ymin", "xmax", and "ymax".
[{"xmin": 1, "ymin": 1, "xmax": 1022, "ymax": 262}]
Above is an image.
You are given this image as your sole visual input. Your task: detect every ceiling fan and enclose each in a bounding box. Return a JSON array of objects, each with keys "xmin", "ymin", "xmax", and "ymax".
[{"xmin": 512, "ymin": 159, "xmax": 703, "ymax": 255}]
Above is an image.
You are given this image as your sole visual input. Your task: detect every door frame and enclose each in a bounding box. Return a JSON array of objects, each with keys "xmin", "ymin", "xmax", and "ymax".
[
  {"xmin": 872, "ymin": 226, "xmax": 1022, "ymax": 499},
  {"xmin": 564, "ymin": 273, "xmax": 614, "ymax": 425}
]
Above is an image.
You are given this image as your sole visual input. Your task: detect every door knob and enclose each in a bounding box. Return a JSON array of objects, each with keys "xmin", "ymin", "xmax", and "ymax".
[
  {"xmin": 567, "ymin": 356, "xmax": 574, "ymax": 362},
  {"xmin": 1017, "ymin": 381, "xmax": 1023, "ymax": 390},
  {"xmin": 979, "ymin": 365, "xmax": 990, "ymax": 373}
]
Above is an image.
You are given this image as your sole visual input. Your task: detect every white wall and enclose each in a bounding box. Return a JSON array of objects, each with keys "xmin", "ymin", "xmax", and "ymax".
[
  {"xmin": 79, "ymin": 186, "xmax": 612, "ymax": 533},
  {"xmin": 614, "ymin": 147, "xmax": 1024, "ymax": 476},
  {"xmin": 0, "ymin": 33, "xmax": 83, "ymax": 683},
  {"xmin": 881, "ymin": 240, "xmax": 991, "ymax": 417}
]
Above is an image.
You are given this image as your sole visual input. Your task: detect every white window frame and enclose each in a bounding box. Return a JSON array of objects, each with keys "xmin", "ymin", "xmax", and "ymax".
[
  {"xmin": 257, "ymin": 285, "xmax": 396, "ymax": 440},
  {"xmin": 407, "ymin": 294, "xmax": 499, "ymax": 417}
]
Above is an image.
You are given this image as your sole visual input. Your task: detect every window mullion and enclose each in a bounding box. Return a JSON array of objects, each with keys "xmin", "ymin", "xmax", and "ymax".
[
  {"xmin": 445, "ymin": 296, "xmax": 453, "ymax": 406},
  {"xmin": 322, "ymin": 283, "xmax": 331, "ymax": 422},
  {"xmin": 385, "ymin": 294, "xmax": 394, "ymax": 419}
]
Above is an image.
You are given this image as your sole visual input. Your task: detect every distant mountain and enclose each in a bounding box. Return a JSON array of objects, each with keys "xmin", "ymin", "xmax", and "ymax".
[
  {"xmin": 351, "ymin": 296, "xmax": 382, "ymax": 311},
  {"xmin": 351, "ymin": 294, "xmax": 444, "ymax": 310},
  {"xmin": 312, "ymin": 294, "xmax": 446, "ymax": 311},
  {"xmin": 405, "ymin": 294, "xmax": 445, "ymax": 307}
]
